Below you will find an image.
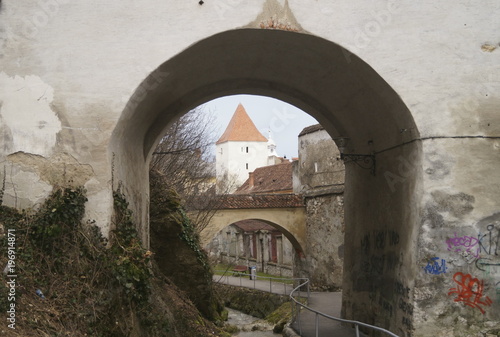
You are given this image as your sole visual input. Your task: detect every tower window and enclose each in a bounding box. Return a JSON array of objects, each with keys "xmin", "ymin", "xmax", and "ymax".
[
  {"xmin": 246, "ymin": 147, "xmax": 249, "ymax": 153},
  {"xmin": 246, "ymin": 163, "xmax": 249, "ymax": 169}
]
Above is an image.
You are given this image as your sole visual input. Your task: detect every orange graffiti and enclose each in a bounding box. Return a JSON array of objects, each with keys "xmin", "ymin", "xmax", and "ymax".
[{"xmin": 448, "ymin": 272, "xmax": 492, "ymax": 314}]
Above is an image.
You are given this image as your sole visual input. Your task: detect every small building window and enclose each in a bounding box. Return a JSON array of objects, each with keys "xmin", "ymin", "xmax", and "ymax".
[
  {"xmin": 246, "ymin": 163, "xmax": 249, "ymax": 170},
  {"xmin": 246, "ymin": 147, "xmax": 249, "ymax": 153}
]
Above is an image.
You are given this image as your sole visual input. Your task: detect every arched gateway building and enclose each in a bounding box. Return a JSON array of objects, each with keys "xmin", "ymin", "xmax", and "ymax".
[{"xmin": 0, "ymin": 2, "xmax": 498, "ymax": 336}]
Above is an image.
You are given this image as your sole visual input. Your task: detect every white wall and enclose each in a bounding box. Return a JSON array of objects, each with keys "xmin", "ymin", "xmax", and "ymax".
[{"xmin": 216, "ymin": 140, "xmax": 268, "ymax": 191}]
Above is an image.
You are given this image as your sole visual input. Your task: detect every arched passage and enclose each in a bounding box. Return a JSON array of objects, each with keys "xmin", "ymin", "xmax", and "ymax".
[
  {"xmin": 196, "ymin": 207, "xmax": 306, "ymax": 256},
  {"xmin": 109, "ymin": 28, "xmax": 422, "ymax": 334}
]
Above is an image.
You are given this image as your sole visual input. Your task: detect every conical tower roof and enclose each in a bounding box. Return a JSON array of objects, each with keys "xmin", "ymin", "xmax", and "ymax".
[{"xmin": 216, "ymin": 103, "xmax": 268, "ymax": 144}]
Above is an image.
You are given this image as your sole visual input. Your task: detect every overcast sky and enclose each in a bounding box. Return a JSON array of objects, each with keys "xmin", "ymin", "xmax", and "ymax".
[{"xmin": 201, "ymin": 94, "xmax": 318, "ymax": 159}]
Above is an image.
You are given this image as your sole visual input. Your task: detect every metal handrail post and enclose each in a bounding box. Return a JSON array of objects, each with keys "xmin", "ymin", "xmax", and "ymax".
[
  {"xmin": 288, "ymin": 277, "xmax": 400, "ymax": 337},
  {"xmin": 297, "ymin": 302, "xmax": 302, "ymax": 335},
  {"xmin": 315, "ymin": 313, "xmax": 319, "ymax": 337}
]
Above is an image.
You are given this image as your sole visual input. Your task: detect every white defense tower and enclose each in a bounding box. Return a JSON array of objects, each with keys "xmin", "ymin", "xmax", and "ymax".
[{"xmin": 216, "ymin": 103, "xmax": 268, "ymax": 192}]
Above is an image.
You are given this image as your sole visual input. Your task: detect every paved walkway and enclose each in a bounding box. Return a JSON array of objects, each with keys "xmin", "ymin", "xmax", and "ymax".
[
  {"xmin": 213, "ymin": 273, "xmax": 294, "ymax": 296},
  {"xmin": 214, "ymin": 274, "xmax": 363, "ymax": 337},
  {"xmin": 291, "ymin": 292, "xmax": 365, "ymax": 337}
]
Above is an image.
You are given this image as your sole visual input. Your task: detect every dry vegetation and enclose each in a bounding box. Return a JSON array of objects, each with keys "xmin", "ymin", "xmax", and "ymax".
[{"xmin": 0, "ymin": 186, "xmax": 230, "ymax": 337}]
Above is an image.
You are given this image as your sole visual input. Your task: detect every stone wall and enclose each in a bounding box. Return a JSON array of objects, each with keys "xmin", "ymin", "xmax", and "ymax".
[
  {"xmin": 214, "ymin": 283, "xmax": 289, "ymax": 319},
  {"xmin": 301, "ymin": 192, "xmax": 345, "ymax": 290},
  {"xmin": 293, "ymin": 126, "xmax": 345, "ymax": 290}
]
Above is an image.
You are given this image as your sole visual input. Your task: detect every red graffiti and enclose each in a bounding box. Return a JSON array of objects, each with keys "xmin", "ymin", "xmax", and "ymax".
[{"xmin": 448, "ymin": 272, "xmax": 492, "ymax": 314}]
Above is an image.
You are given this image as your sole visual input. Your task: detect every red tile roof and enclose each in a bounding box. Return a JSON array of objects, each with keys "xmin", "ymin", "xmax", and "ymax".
[
  {"xmin": 218, "ymin": 194, "xmax": 303, "ymax": 209},
  {"xmin": 298, "ymin": 124, "xmax": 324, "ymax": 137},
  {"xmin": 235, "ymin": 162, "xmax": 293, "ymax": 194},
  {"xmin": 216, "ymin": 103, "xmax": 268, "ymax": 144}
]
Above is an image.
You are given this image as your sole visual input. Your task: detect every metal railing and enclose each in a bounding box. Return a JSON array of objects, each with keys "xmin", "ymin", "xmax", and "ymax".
[
  {"xmin": 290, "ymin": 278, "xmax": 400, "ymax": 337},
  {"xmin": 215, "ymin": 269, "xmax": 400, "ymax": 337},
  {"xmin": 214, "ymin": 269, "xmax": 309, "ymax": 298}
]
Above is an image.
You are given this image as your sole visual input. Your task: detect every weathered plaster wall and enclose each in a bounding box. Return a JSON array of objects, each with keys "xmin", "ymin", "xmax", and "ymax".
[
  {"xmin": 294, "ymin": 127, "xmax": 345, "ymax": 192},
  {"xmin": 300, "ymin": 193, "xmax": 345, "ymax": 290},
  {"xmin": 0, "ymin": 1, "xmax": 498, "ymax": 335},
  {"xmin": 293, "ymin": 127, "xmax": 345, "ymax": 290},
  {"xmin": 342, "ymin": 143, "xmax": 423, "ymax": 337},
  {"xmin": 413, "ymin": 138, "xmax": 500, "ymax": 337}
]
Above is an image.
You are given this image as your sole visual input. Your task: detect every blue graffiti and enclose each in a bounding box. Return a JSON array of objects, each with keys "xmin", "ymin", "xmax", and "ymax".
[{"xmin": 423, "ymin": 257, "xmax": 447, "ymax": 275}]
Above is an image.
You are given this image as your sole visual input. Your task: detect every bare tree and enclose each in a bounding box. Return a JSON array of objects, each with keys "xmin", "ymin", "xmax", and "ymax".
[
  {"xmin": 150, "ymin": 107, "xmax": 216, "ymax": 194},
  {"xmin": 150, "ymin": 107, "xmax": 230, "ymax": 233}
]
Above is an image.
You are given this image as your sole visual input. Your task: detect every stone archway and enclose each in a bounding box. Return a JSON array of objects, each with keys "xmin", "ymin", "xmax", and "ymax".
[
  {"xmin": 109, "ymin": 28, "xmax": 421, "ymax": 335},
  {"xmin": 199, "ymin": 207, "xmax": 306, "ymax": 256},
  {"xmin": 206, "ymin": 216, "xmax": 302, "ymax": 277}
]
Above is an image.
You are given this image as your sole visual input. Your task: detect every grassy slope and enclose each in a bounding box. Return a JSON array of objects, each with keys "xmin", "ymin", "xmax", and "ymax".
[{"xmin": 0, "ymin": 186, "xmax": 227, "ymax": 337}]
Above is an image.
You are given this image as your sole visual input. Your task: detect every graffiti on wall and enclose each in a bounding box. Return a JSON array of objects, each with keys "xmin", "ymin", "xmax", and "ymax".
[
  {"xmin": 496, "ymin": 282, "xmax": 500, "ymax": 302},
  {"xmin": 423, "ymin": 257, "xmax": 447, "ymax": 275},
  {"xmin": 448, "ymin": 272, "xmax": 493, "ymax": 314},
  {"xmin": 378, "ymin": 295, "xmax": 394, "ymax": 317},
  {"xmin": 445, "ymin": 224, "xmax": 499, "ymax": 265},
  {"xmin": 432, "ymin": 219, "xmax": 500, "ymax": 314},
  {"xmin": 443, "ymin": 223, "xmax": 499, "ymax": 265},
  {"xmin": 446, "ymin": 233, "xmax": 479, "ymax": 257},
  {"xmin": 358, "ymin": 230, "xmax": 413, "ymax": 331},
  {"xmin": 475, "ymin": 258, "xmax": 500, "ymax": 273},
  {"xmin": 395, "ymin": 280, "xmax": 414, "ymax": 332},
  {"xmin": 360, "ymin": 230, "xmax": 400, "ymax": 276},
  {"xmin": 360, "ymin": 230, "xmax": 400, "ymax": 254},
  {"xmin": 477, "ymin": 224, "xmax": 500, "ymax": 257}
]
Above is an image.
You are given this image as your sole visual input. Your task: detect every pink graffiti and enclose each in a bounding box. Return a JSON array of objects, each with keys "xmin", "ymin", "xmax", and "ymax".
[
  {"xmin": 448, "ymin": 272, "xmax": 492, "ymax": 314},
  {"xmin": 446, "ymin": 233, "xmax": 479, "ymax": 257}
]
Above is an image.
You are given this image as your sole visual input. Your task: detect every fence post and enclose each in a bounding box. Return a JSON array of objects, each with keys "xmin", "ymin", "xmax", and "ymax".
[
  {"xmin": 315, "ymin": 313, "xmax": 319, "ymax": 337},
  {"xmin": 297, "ymin": 302, "xmax": 302, "ymax": 335}
]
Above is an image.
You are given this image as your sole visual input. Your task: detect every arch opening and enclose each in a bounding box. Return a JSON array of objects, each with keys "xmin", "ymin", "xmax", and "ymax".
[
  {"xmin": 109, "ymin": 28, "xmax": 422, "ymax": 334},
  {"xmin": 207, "ymin": 218, "xmax": 304, "ymax": 277},
  {"xmin": 204, "ymin": 216, "xmax": 305, "ymax": 257}
]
